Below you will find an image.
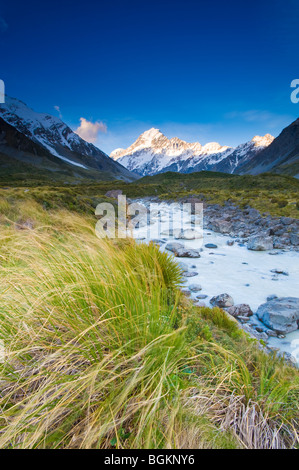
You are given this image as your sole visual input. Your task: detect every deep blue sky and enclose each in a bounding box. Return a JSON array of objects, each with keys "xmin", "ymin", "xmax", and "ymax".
[{"xmin": 1, "ymin": 0, "xmax": 299, "ymax": 153}]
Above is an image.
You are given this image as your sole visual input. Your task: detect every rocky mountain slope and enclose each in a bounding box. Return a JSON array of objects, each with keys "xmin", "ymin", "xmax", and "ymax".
[
  {"xmin": 237, "ymin": 118, "xmax": 299, "ymax": 178},
  {"xmin": 0, "ymin": 96, "xmax": 135, "ymax": 182},
  {"xmin": 111, "ymin": 128, "xmax": 274, "ymax": 177}
]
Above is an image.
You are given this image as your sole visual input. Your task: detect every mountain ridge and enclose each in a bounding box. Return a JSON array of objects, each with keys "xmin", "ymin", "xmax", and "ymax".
[
  {"xmin": 0, "ymin": 96, "xmax": 136, "ymax": 182},
  {"xmin": 110, "ymin": 127, "xmax": 274, "ymax": 176}
]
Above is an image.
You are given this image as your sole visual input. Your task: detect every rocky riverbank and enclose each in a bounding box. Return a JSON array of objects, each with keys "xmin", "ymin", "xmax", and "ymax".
[
  {"xmin": 180, "ymin": 197, "xmax": 299, "ymax": 252},
  {"xmin": 128, "ymin": 197, "xmax": 299, "ymax": 366}
]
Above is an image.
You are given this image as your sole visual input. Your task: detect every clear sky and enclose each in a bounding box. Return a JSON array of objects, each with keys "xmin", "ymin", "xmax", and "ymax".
[{"xmin": 1, "ymin": 0, "xmax": 299, "ymax": 153}]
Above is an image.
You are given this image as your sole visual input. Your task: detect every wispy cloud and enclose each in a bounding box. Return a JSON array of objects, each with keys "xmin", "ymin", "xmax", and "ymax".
[
  {"xmin": 225, "ymin": 110, "xmax": 294, "ymax": 130},
  {"xmin": 75, "ymin": 118, "xmax": 107, "ymax": 143},
  {"xmin": 54, "ymin": 105, "xmax": 62, "ymax": 119},
  {"xmin": 0, "ymin": 17, "xmax": 8, "ymax": 33}
]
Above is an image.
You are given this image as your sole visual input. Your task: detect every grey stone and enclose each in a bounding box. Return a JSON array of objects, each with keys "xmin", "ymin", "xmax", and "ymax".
[
  {"xmin": 226, "ymin": 304, "xmax": 253, "ymax": 318},
  {"xmin": 174, "ymin": 248, "xmax": 201, "ymax": 258},
  {"xmin": 175, "ymin": 229, "xmax": 202, "ymax": 240},
  {"xmin": 256, "ymin": 297, "xmax": 299, "ymax": 334},
  {"xmin": 267, "ymin": 294, "xmax": 278, "ymax": 301},
  {"xmin": 165, "ymin": 242, "xmax": 184, "ymax": 253},
  {"xmin": 183, "ymin": 272, "xmax": 199, "ymax": 278},
  {"xmin": 270, "ymin": 269, "xmax": 289, "ymax": 276},
  {"xmin": 290, "ymin": 233, "xmax": 299, "ymax": 246},
  {"xmin": 210, "ymin": 293, "xmax": 234, "ymax": 308},
  {"xmin": 247, "ymin": 235, "xmax": 273, "ymax": 251},
  {"xmin": 188, "ymin": 284, "xmax": 202, "ymax": 292}
]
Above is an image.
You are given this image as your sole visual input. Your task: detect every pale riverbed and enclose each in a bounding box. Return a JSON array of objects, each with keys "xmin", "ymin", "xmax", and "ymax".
[{"xmin": 132, "ymin": 200, "xmax": 299, "ymax": 363}]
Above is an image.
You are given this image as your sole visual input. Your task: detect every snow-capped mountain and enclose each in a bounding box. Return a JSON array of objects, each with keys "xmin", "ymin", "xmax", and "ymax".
[
  {"xmin": 0, "ymin": 96, "xmax": 135, "ymax": 181},
  {"xmin": 110, "ymin": 128, "xmax": 274, "ymax": 176}
]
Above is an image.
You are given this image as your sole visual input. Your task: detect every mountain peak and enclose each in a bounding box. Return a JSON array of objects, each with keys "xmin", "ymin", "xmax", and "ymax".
[
  {"xmin": 251, "ymin": 134, "xmax": 274, "ymax": 147},
  {"xmin": 109, "ymin": 126, "xmax": 279, "ymax": 177},
  {"xmin": 138, "ymin": 128, "xmax": 164, "ymax": 145},
  {"xmin": 201, "ymin": 142, "xmax": 229, "ymax": 153},
  {"xmin": 0, "ymin": 95, "xmax": 135, "ymax": 181}
]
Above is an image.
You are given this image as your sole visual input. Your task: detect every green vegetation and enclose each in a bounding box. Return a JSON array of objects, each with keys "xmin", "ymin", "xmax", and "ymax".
[
  {"xmin": 1, "ymin": 170, "xmax": 298, "ymax": 218},
  {"xmin": 0, "ymin": 196, "xmax": 298, "ymax": 449}
]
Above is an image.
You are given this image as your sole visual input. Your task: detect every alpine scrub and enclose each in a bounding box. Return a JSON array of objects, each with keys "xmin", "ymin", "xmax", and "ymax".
[{"xmin": 0, "ymin": 204, "xmax": 297, "ymax": 449}]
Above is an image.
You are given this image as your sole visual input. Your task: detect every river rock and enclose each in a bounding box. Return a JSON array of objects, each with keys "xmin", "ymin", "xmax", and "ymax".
[
  {"xmin": 174, "ymin": 247, "xmax": 201, "ymax": 258},
  {"xmin": 210, "ymin": 293, "xmax": 234, "ymax": 308},
  {"xmin": 267, "ymin": 294, "xmax": 278, "ymax": 301},
  {"xmin": 226, "ymin": 304, "xmax": 253, "ymax": 318},
  {"xmin": 290, "ymin": 233, "xmax": 299, "ymax": 246},
  {"xmin": 188, "ymin": 284, "xmax": 202, "ymax": 292},
  {"xmin": 205, "ymin": 243, "xmax": 218, "ymax": 249},
  {"xmin": 181, "ymin": 288, "xmax": 191, "ymax": 297},
  {"xmin": 256, "ymin": 297, "xmax": 299, "ymax": 334},
  {"xmin": 270, "ymin": 269, "xmax": 289, "ymax": 276},
  {"xmin": 247, "ymin": 235, "xmax": 273, "ymax": 251},
  {"xmin": 183, "ymin": 271, "xmax": 199, "ymax": 278},
  {"xmin": 165, "ymin": 242, "xmax": 184, "ymax": 253},
  {"xmin": 175, "ymin": 229, "xmax": 202, "ymax": 240}
]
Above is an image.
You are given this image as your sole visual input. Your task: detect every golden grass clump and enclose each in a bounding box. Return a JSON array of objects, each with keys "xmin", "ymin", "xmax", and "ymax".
[{"xmin": 0, "ymin": 208, "xmax": 297, "ymax": 449}]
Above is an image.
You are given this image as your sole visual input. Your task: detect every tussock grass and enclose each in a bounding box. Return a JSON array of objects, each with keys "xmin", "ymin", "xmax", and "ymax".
[{"xmin": 0, "ymin": 205, "xmax": 298, "ymax": 448}]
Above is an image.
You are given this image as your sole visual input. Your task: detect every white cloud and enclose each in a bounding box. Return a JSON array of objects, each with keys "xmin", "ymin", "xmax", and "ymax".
[
  {"xmin": 54, "ymin": 105, "xmax": 62, "ymax": 119},
  {"xmin": 75, "ymin": 117, "xmax": 107, "ymax": 143}
]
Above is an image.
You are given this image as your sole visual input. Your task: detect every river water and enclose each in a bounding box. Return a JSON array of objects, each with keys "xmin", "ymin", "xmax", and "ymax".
[{"xmin": 131, "ymin": 200, "xmax": 299, "ymax": 363}]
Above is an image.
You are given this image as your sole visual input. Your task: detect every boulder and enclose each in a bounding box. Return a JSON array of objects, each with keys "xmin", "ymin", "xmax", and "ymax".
[
  {"xmin": 256, "ymin": 297, "xmax": 299, "ymax": 334},
  {"xmin": 183, "ymin": 271, "xmax": 199, "ymax": 278},
  {"xmin": 209, "ymin": 220, "xmax": 232, "ymax": 234},
  {"xmin": 210, "ymin": 293, "xmax": 234, "ymax": 308},
  {"xmin": 165, "ymin": 242, "xmax": 184, "ymax": 253},
  {"xmin": 247, "ymin": 235, "xmax": 273, "ymax": 251},
  {"xmin": 175, "ymin": 229, "xmax": 202, "ymax": 240},
  {"xmin": 267, "ymin": 294, "xmax": 278, "ymax": 301},
  {"xmin": 105, "ymin": 189, "xmax": 123, "ymax": 198},
  {"xmin": 180, "ymin": 288, "xmax": 191, "ymax": 297},
  {"xmin": 290, "ymin": 233, "xmax": 299, "ymax": 246},
  {"xmin": 188, "ymin": 284, "xmax": 202, "ymax": 292},
  {"xmin": 174, "ymin": 248, "xmax": 201, "ymax": 258},
  {"xmin": 270, "ymin": 269, "xmax": 289, "ymax": 276},
  {"xmin": 226, "ymin": 304, "xmax": 253, "ymax": 318}
]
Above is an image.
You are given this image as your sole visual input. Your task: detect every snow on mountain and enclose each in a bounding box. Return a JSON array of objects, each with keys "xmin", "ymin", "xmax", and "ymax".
[
  {"xmin": 0, "ymin": 96, "xmax": 101, "ymax": 167},
  {"xmin": 110, "ymin": 128, "xmax": 274, "ymax": 176},
  {"xmin": 0, "ymin": 96, "xmax": 135, "ymax": 181}
]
